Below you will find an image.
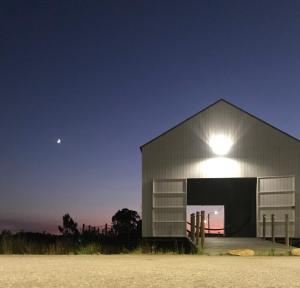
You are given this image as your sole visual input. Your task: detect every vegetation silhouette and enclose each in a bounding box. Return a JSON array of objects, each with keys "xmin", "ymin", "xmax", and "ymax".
[
  {"xmin": 58, "ymin": 214, "xmax": 79, "ymax": 236},
  {"xmin": 0, "ymin": 208, "xmax": 142, "ymax": 254},
  {"xmin": 112, "ymin": 208, "xmax": 142, "ymax": 250}
]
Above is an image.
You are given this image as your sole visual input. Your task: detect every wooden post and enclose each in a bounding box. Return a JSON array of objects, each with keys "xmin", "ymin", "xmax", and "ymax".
[
  {"xmin": 82, "ymin": 224, "xmax": 85, "ymax": 233},
  {"xmin": 190, "ymin": 213, "xmax": 195, "ymax": 242},
  {"xmin": 88, "ymin": 225, "xmax": 91, "ymax": 232},
  {"xmin": 262, "ymin": 214, "xmax": 266, "ymax": 239},
  {"xmin": 271, "ymin": 214, "xmax": 275, "ymax": 244},
  {"xmin": 285, "ymin": 214, "xmax": 289, "ymax": 246},
  {"xmin": 208, "ymin": 213, "xmax": 210, "ymax": 235},
  {"xmin": 200, "ymin": 210, "xmax": 205, "ymax": 250},
  {"xmin": 196, "ymin": 211, "xmax": 200, "ymax": 245},
  {"xmin": 189, "ymin": 214, "xmax": 192, "ymax": 239}
]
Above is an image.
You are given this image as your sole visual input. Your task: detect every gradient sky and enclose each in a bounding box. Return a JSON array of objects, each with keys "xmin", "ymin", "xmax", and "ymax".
[{"xmin": 1, "ymin": 1, "xmax": 300, "ymax": 233}]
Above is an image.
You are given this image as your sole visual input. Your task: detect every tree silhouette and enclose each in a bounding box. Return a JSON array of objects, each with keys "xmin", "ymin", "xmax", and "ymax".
[
  {"xmin": 112, "ymin": 208, "xmax": 141, "ymax": 247},
  {"xmin": 58, "ymin": 214, "xmax": 79, "ymax": 236}
]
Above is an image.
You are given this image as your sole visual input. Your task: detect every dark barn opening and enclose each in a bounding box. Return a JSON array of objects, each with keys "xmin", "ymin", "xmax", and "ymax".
[{"xmin": 187, "ymin": 178, "xmax": 257, "ymax": 237}]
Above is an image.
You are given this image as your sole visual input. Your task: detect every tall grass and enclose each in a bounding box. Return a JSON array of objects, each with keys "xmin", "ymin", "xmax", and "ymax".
[
  {"xmin": 0, "ymin": 235, "xmax": 78, "ymax": 255},
  {"xmin": 0, "ymin": 233, "xmax": 140, "ymax": 255}
]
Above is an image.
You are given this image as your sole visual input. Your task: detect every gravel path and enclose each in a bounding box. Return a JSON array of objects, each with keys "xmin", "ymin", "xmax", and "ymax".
[{"xmin": 0, "ymin": 255, "xmax": 300, "ymax": 288}]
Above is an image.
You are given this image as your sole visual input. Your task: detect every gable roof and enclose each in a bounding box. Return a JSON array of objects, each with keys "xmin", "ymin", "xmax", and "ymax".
[{"xmin": 140, "ymin": 99, "xmax": 299, "ymax": 151}]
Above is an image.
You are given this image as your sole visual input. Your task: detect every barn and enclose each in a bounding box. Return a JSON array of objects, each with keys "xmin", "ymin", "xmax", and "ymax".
[{"xmin": 140, "ymin": 99, "xmax": 300, "ymax": 245}]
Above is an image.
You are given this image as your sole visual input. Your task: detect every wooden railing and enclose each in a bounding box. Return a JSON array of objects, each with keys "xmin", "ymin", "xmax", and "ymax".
[{"xmin": 186, "ymin": 211, "xmax": 206, "ymax": 249}]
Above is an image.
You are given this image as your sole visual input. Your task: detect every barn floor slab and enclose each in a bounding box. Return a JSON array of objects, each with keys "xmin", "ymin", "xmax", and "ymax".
[{"xmin": 200, "ymin": 237, "xmax": 292, "ymax": 255}]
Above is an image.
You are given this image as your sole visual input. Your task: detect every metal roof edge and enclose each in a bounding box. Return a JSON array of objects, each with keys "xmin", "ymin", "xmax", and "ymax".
[{"xmin": 139, "ymin": 98, "xmax": 299, "ymax": 152}]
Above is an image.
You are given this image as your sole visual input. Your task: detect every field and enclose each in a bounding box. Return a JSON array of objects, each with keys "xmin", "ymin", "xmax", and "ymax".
[{"xmin": 1, "ymin": 255, "xmax": 300, "ymax": 287}]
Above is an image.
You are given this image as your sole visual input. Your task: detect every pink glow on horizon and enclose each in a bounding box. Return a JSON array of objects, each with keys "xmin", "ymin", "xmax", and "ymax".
[
  {"xmin": 187, "ymin": 205, "xmax": 225, "ymax": 235},
  {"xmin": 0, "ymin": 216, "xmax": 113, "ymax": 235}
]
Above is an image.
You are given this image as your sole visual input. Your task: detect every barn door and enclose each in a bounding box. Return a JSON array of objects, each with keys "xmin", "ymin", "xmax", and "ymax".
[
  {"xmin": 257, "ymin": 176, "xmax": 295, "ymax": 237},
  {"xmin": 152, "ymin": 179, "xmax": 187, "ymax": 237}
]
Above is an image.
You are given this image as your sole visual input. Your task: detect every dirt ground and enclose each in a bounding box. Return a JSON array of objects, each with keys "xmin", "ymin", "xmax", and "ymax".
[{"xmin": 0, "ymin": 255, "xmax": 300, "ymax": 288}]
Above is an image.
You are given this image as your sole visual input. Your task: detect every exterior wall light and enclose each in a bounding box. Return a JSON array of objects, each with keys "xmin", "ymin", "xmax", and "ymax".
[{"xmin": 209, "ymin": 134, "xmax": 233, "ymax": 156}]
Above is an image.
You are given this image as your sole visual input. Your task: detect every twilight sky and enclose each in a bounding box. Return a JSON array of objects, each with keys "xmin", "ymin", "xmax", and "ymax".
[{"xmin": 1, "ymin": 0, "xmax": 300, "ymax": 233}]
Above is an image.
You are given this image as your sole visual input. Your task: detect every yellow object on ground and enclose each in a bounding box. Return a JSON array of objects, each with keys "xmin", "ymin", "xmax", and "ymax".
[
  {"xmin": 227, "ymin": 249, "xmax": 255, "ymax": 256},
  {"xmin": 291, "ymin": 248, "xmax": 300, "ymax": 256}
]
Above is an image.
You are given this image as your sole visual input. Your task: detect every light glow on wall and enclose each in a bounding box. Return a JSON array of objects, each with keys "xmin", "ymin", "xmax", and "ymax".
[
  {"xmin": 209, "ymin": 134, "xmax": 233, "ymax": 156},
  {"xmin": 199, "ymin": 157, "xmax": 241, "ymax": 177}
]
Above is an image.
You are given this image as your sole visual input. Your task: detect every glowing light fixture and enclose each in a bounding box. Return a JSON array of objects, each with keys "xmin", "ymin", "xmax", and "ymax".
[
  {"xmin": 214, "ymin": 211, "xmax": 218, "ymax": 215},
  {"xmin": 209, "ymin": 134, "xmax": 233, "ymax": 155}
]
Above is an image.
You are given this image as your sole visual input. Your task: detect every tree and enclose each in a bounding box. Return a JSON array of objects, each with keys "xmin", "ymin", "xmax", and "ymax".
[
  {"xmin": 58, "ymin": 214, "xmax": 79, "ymax": 236},
  {"xmin": 112, "ymin": 208, "xmax": 141, "ymax": 247}
]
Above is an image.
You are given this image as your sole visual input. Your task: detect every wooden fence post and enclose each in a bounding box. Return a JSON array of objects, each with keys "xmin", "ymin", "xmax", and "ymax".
[
  {"xmin": 208, "ymin": 213, "xmax": 210, "ymax": 235},
  {"xmin": 191, "ymin": 213, "xmax": 195, "ymax": 242},
  {"xmin": 262, "ymin": 214, "xmax": 266, "ymax": 239},
  {"xmin": 200, "ymin": 210, "xmax": 205, "ymax": 250},
  {"xmin": 271, "ymin": 214, "xmax": 275, "ymax": 244},
  {"xmin": 196, "ymin": 211, "xmax": 200, "ymax": 245},
  {"xmin": 285, "ymin": 214, "xmax": 289, "ymax": 246}
]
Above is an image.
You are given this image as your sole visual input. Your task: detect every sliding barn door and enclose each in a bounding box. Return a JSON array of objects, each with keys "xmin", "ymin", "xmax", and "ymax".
[
  {"xmin": 152, "ymin": 179, "xmax": 187, "ymax": 237},
  {"xmin": 257, "ymin": 176, "xmax": 295, "ymax": 237}
]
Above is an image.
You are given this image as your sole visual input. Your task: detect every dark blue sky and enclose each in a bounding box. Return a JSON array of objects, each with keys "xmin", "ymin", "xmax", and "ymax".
[{"xmin": 1, "ymin": 0, "xmax": 300, "ymax": 233}]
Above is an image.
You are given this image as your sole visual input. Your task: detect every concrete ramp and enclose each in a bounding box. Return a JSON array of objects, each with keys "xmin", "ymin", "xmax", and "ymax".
[{"xmin": 202, "ymin": 237, "xmax": 291, "ymax": 255}]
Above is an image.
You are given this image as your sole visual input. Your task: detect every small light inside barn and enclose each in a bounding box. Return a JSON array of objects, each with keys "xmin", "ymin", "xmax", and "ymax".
[{"xmin": 209, "ymin": 134, "xmax": 233, "ymax": 156}]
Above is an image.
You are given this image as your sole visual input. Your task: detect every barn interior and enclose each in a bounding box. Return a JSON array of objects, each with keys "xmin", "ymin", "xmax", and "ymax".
[{"xmin": 187, "ymin": 178, "xmax": 257, "ymax": 237}]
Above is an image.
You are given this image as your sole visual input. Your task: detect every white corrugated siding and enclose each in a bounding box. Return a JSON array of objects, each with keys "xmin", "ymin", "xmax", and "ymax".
[{"xmin": 142, "ymin": 101, "xmax": 300, "ymax": 237}]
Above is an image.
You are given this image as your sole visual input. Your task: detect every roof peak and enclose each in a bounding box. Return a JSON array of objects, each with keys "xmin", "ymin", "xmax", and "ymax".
[{"xmin": 140, "ymin": 99, "xmax": 299, "ymax": 151}]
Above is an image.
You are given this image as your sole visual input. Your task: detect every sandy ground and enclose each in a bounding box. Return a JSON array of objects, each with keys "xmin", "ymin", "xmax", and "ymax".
[{"xmin": 0, "ymin": 255, "xmax": 300, "ymax": 288}]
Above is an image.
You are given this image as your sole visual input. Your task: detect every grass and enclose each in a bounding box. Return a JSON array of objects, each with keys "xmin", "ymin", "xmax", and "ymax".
[
  {"xmin": 268, "ymin": 247, "xmax": 276, "ymax": 256},
  {"xmin": 77, "ymin": 244, "xmax": 101, "ymax": 255},
  {"xmin": 0, "ymin": 235, "xmax": 123, "ymax": 255},
  {"xmin": 0, "ymin": 229, "xmax": 146, "ymax": 255},
  {"xmin": 0, "ymin": 234, "xmax": 296, "ymax": 256}
]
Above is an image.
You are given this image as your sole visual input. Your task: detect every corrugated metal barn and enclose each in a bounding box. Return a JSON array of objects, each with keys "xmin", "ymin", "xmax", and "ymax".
[{"xmin": 140, "ymin": 99, "xmax": 300, "ymax": 241}]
